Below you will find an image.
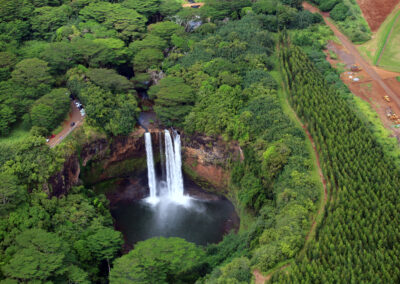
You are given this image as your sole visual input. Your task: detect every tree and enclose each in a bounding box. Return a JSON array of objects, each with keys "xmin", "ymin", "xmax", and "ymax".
[
  {"xmin": 40, "ymin": 42, "xmax": 77, "ymax": 74},
  {"xmin": 11, "ymin": 58, "xmax": 54, "ymax": 97},
  {"xmin": 79, "ymin": 84, "xmax": 139, "ymax": 135},
  {"xmin": 79, "ymin": 2, "xmax": 147, "ymax": 41},
  {"xmin": 2, "ymin": 135, "xmax": 63, "ymax": 187},
  {"xmin": 121, "ymin": 0, "xmax": 160, "ymax": 17},
  {"xmin": 159, "ymin": 0, "xmax": 182, "ymax": 17},
  {"xmin": 30, "ymin": 88, "xmax": 70, "ymax": 133},
  {"xmin": 110, "ymin": 237, "xmax": 206, "ymax": 284},
  {"xmin": 148, "ymin": 77, "xmax": 194, "ymax": 127},
  {"xmin": 30, "ymin": 5, "xmax": 73, "ymax": 39},
  {"xmin": 217, "ymin": 257, "xmax": 252, "ymax": 283},
  {"xmin": 0, "ymin": 51, "xmax": 17, "ymax": 81},
  {"xmin": 86, "ymin": 227, "xmax": 123, "ymax": 272},
  {"xmin": 0, "ymin": 172, "xmax": 26, "ymax": 215},
  {"xmin": 330, "ymin": 3, "xmax": 348, "ymax": 22},
  {"xmin": 133, "ymin": 48, "xmax": 164, "ymax": 72},
  {"xmin": 85, "ymin": 68, "xmax": 133, "ymax": 93},
  {"xmin": 0, "ymin": 105, "xmax": 16, "ymax": 136},
  {"xmin": 129, "ymin": 34, "xmax": 168, "ymax": 54},
  {"xmin": 147, "ymin": 21, "xmax": 184, "ymax": 42},
  {"xmin": 2, "ymin": 229, "xmax": 68, "ymax": 282}
]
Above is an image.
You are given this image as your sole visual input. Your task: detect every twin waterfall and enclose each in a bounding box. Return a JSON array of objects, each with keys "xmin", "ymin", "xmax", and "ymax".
[{"xmin": 144, "ymin": 130, "xmax": 188, "ymax": 205}]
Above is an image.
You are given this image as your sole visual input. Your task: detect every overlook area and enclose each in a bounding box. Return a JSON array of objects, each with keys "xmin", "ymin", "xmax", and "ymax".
[{"xmin": 1, "ymin": 0, "xmax": 400, "ymax": 283}]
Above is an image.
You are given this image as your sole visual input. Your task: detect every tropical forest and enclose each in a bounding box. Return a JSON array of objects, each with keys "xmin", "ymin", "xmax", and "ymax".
[{"xmin": 1, "ymin": 0, "xmax": 400, "ymax": 283}]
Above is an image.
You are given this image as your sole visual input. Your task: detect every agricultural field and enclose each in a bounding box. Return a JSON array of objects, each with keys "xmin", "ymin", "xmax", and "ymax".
[
  {"xmin": 379, "ymin": 13, "xmax": 400, "ymax": 71},
  {"xmin": 358, "ymin": 3, "xmax": 400, "ymax": 71}
]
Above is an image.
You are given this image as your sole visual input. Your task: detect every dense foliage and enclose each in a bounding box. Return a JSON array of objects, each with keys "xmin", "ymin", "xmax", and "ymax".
[
  {"xmin": 1, "ymin": 0, "xmax": 391, "ymax": 283},
  {"xmin": 308, "ymin": 0, "xmax": 371, "ymax": 42},
  {"xmin": 110, "ymin": 237, "xmax": 207, "ymax": 283},
  {"xmin": 271, "ymin": 39, "xmax": 400, "ymax": 282}
]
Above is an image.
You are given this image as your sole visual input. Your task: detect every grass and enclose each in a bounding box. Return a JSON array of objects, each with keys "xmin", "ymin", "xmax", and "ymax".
[
  {"xmin": 397, "ymin": 76, "xmax": 400, "ymax": 82},
  {"xmin": 0, "ymin": 123, "xmax": 30, "ymax": 147},
  {"xmin": 358, "ymin": 5, "xmax": 400, "ymax": 68},
  {"xmin": 379, "ymin": 11, "xmax": 400, "ymax": 72}
]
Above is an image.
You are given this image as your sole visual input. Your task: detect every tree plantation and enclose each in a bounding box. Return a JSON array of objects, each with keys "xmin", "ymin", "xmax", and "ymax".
[{"xmin": 0, "ymin": 0, "xmax": 399, "ymax": 283}]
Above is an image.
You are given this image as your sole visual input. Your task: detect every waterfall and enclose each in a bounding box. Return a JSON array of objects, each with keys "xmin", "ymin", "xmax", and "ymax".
[
  {"xmin": 144, "ymin": 130, "xmax": 189, "ymax": 206},
  {"xmin": 145, "ymin": 132, "xmax": 158, "ymax": 204},
  {"xmin": 164, "ymin": 130, "xmax": 185, "ymax": 199},
  {"xmin": 159, "ymin": 132, "xmax": 166, "ymax": 180}
]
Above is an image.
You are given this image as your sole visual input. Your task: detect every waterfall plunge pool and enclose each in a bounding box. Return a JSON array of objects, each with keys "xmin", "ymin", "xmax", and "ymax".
[
  {"xmin": 111, "ymin": 192, "xmax": 237, "ymax": 247},
  {"xmin": 107, "ymin": 130, "xmax": 239, "ymax": 248}
]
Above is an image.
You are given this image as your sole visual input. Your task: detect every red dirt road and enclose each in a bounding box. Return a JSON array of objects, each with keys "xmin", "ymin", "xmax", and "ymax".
[
  {"xmin": 47, "ymin": 101, "xmax": 84, "ymax": 148},
  {"xmin": 356, "ymin": 0, "xmax": 400, "ymax": 31}
]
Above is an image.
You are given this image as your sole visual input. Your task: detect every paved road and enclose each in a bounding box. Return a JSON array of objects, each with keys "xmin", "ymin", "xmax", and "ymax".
[
  {"xmin": 47, "ymin": 101, "xmax": 84, "ymax": 148},
  {"xmin": 303, "ymin": 2, "xmax": 400, "ymax": 106}
]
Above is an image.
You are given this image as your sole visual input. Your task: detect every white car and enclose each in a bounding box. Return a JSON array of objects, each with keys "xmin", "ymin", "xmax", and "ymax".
[{"xmin": 80, "ymin": 109, "xmax": 86, "ymax": 116}]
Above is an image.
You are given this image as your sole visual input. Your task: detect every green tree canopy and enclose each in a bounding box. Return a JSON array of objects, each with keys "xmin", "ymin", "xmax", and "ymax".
[
  {"xmin": 11, "ymin": 58, "xmax": 54, "ymax": 97},
  {"xmin": 121, "ymin": 0, "xmax": 160, "ymax": 17},
  {"xmin": 31, "ymin": 5, "xmax": 73, "ymax": 39},
  {"xmin": 149, "ymin": 76, "xmax": 194, "ymax": 127},
  {"xmin": 29, "ymin": 88, "xmax": 70, "ymax": 133},
  {"xmin": 133, "ymin": 48, "xmax": 164, "ymax": 72},
  {"xmin": 2, "ymin": 229, "xmax": 69, "ymax": 282},
  {"xmin": 147, "ymin": 21, "xmax": 184, "ymax": 42},
  {"xmin": 85, "ymin": 68, "xmax": 133, "ymax": 93},
  {"xmin": 79, "ymin": 2, "xmax": 147, "ymax": 41},
  {"xmin": 110, "ymin": 237, "xmax": 206, "ymax": 284},
  {"xmin": 129, "ymin": 34, "xmax": 168, "ymax": 54},
  {"xmin": 159, "ymin": 0, "xmax": 182, "ymax": 17},
  {"xmin": 0, "ymin": 51, "xmax": 17, "ymax": 81},
  {"xmin": 0, "ymin": 172, "xmax": 26, "ymax": 215},
  {"xmin": 79, "ymin": 84, "xmax": 139, "ymax": 136}
]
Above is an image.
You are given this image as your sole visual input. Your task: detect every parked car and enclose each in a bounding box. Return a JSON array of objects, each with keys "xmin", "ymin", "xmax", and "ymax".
[
  {"xmin": 70, "ymin": 122, "xmax": 75, "ymax": 127},
  {"xmin": 46, "ymin": 138, "xmax": 49, "ymax": 143}
]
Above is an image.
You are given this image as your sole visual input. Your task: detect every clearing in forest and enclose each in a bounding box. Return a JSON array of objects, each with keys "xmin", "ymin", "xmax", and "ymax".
[{"xmin": 358, "ymin": 2, "xmax": 400, "ymax": 71}]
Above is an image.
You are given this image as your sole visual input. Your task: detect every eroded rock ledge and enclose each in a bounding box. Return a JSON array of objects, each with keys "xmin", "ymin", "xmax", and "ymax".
[{"xmin": 49, "ymin": 128, "xmax": 242, "ymax": 197}]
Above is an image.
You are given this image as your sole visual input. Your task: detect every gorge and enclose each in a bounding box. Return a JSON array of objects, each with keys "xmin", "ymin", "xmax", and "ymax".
[{"xmin": 111, "ymin": 129, "xmax": 238, "ymax": 246}]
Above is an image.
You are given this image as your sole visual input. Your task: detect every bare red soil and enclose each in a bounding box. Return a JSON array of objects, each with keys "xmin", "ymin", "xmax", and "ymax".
[{"xmin": 356, "ymin": 0, "xmax": 400, "ymax": 31}]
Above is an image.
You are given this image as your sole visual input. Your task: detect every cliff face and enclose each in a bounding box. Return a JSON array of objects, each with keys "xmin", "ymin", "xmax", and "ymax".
[
  {"xmin": 49, "ymin": 129, "xmax": 155, "ymax": 196},
  {"xmin": 48, "ymin": 128, "xmax": 240, "ymax": 196},
  {"xmin": 48, "ymin": 154, "xmax": 80, "ymax": 197},
  {"xmin": 181, "ymin": 133, "xmax": 243, "ymax": 191}
]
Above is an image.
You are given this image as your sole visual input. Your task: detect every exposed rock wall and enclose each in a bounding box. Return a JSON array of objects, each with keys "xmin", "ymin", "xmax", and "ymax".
[
  {"xmin": 181, "ymin": 133, "xmax": 243, "ymax": 190},
  {"xmin": 48, "ymin": 154, "xmax": 80, "ymax": 197},
  {"xmin": 48, "ymin": 128, "xmax": 240, "ymax": 196}
]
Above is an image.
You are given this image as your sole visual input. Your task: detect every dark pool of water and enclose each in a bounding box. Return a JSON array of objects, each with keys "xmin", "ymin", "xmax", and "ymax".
[{"xmin": 111, "ymin": 197, "xmax": 237, "ymax": 246}]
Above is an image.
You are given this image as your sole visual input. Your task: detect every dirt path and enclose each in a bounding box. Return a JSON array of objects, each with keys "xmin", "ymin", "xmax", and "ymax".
[
  {"xmin": 47, "ymin": 101, "xmax": 84, "ymax": 148},
  {"xmin": 252, "ymin": 91, "xmax": 329, "ymax": 283}
]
